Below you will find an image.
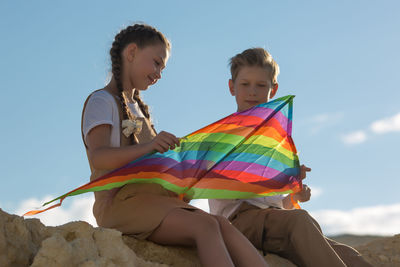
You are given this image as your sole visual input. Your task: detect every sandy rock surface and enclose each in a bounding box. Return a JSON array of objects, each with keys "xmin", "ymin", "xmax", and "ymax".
[
  {"xmin": 355, "ymin": 234, "xmax": 400, "ymax": 267},
  {"xmin": 0, "ymin": 208, "xmax": 396, "ymax": 266}
]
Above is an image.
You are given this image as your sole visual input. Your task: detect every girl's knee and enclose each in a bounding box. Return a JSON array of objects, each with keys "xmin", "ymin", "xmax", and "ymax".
[
  {"xmin": 213, "ymin": 215, "xmax": 234, "ymax": 229},
  {"xmin": 192, "ymin": 213, "xmax": 221, "ymax": 235},
  {"xmin": 213, "ymin": 215, "xmax": 230, "ymax": 224}
]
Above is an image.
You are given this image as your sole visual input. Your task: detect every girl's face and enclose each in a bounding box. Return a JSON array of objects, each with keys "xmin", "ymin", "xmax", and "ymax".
[{"xmin": 124, "ymin": 43, "xmax": 169, "ymax": 91}]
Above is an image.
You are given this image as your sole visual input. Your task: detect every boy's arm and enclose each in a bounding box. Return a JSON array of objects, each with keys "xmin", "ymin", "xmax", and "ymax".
[
  {"xmin": 282, "ymin": 184, "xmax": 311, "ymax": 209},
  {"xmin": 282, "ymin": 164, "xmax": 312, "ymax": 209}
]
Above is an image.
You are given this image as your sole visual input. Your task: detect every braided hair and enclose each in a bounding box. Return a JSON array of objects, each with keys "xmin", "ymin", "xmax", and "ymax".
[{"xmin": 109, "ymin": 24, "xmax": 170, "ymax": 138}]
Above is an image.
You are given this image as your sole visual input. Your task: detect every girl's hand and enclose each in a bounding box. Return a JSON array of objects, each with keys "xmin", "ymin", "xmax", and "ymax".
[
  {"xmin": 293, "ymin": 184, "xmax": 311, "ymax": 203},
  {"xmin": 300, "ymin": 164, "xmax": 311, "ymax": 180},
  {"xmin": 150, "ymin": 131, "xmax": 180, "ymax": 153}
]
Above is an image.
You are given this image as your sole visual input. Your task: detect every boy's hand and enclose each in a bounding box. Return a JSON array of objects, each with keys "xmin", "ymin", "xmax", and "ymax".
[
  {"xmin": 300, "ymin": 164, "xmax": 311, "ymax": 180},
  {"xmin": 293, "ymin": 184, "xmax": 311, "ymax": 203}
]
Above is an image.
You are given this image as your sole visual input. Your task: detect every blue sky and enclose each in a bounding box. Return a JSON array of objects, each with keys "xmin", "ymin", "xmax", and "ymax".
[{"xmin": 1, "ymin": 1, "xmax": 399, "ymax": 235}]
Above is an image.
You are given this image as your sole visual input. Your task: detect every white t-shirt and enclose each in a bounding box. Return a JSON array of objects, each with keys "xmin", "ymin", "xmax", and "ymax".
[
  {"xmin": 208, "ymin": 195, "xmax": 285, "ymax": 219},
  {"xmin": 82, "ymin": 90, "xmax": 145, "ymax": 147}
]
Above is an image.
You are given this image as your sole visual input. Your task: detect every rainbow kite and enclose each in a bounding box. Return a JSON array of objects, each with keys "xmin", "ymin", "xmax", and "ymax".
[{"xmin": 25, "ymin": 95, "xmax": 302, "ymax": 216}]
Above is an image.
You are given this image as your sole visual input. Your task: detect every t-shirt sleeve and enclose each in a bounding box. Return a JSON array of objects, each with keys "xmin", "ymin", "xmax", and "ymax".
[{"xmin": 82, "ymin": 93, "xmax": 114, "ymax": 144}]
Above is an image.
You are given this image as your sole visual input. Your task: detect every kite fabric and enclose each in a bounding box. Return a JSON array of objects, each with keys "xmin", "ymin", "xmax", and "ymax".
[{"xmin": 24, "ymin": 95, "xmax": 302, "ymax": 216}]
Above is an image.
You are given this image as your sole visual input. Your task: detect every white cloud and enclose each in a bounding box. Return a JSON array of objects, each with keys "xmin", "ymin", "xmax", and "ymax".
[
  {"xmin": 310, "ymin": 113, "xmax": 343, "ymax": 124},
  {"xmin": 341, "ymin": 130, "xmax": 368, "ymax": 145},
  {"xmin": 309, "ymin": 185, "xmax": 323, "ymax": 198},
  {"xmin": 17, "ymin": 195, "xmax": 211, "ymax": 227},
  {"xmin": 302, "ymin": 112, "xmax": 344, "ymax": 135},
  {"xmin": 14, "ymin": 196, "xmax": 400, "ymax": 236},
  {"xmin": 310, "ymin": 202, "xmax": 400, "ymax": 236},
  {"xmin": 16, "ymin": 195, "xmax": 97, "ymax": 227},
  {"xmin": 370, "ymin": 112, "xmax": 400, "ymax": 134},
  {"xmin": 340, "ymin": 112, "xmax": 400, "ymax": 145}
]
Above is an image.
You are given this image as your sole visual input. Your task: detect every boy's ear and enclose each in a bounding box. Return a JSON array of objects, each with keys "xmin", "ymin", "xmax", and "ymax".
[
  {"xmin": 124, "ymin": 43, "xmax": 138, "ymax": 62},
  {"xmin": 270, "ymin": 83, "xmax": 278, "ymax": 98},
  {"xmin": 228, "ymin": 79, "xmax": 235, "ymax": 96}
]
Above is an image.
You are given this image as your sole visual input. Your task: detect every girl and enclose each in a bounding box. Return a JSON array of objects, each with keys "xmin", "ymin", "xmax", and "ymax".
[{"xmin": 81, "ymin": 23, "xmax": 268, "ymax": 267}]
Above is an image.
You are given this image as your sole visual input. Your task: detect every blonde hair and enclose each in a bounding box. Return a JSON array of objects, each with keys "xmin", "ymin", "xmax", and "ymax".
[{"xmin": 229, "ymin": 47, "xmax": 279, "ymax": 84}]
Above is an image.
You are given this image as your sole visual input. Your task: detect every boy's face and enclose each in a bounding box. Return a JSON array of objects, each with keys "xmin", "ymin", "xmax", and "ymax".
[{"xmin": 229, "ymin": 66, "xmax": 278, "ymax": 112}]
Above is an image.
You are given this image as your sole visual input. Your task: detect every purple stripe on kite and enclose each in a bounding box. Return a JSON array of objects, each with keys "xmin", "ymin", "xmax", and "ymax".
[
  {"xmin": 125, "ymin": 158, "xmax": 210, "ymax": 171},
  {"xmin": 111, "ymin": 158, "xmax": 215, "ymax": 179},
  {"xmin": 250, "ymin": 173, "xmax": 301, "ymax": 188},
  {"xmin": 97, "ymin": 157, "xmax": 299, "ymax": 185},
  {"xmin": 240, "ymin": 106, "xmax": 290, "ymax": 121},
  {"xmin": 202, "ymin": 170, "xmax": 297, "ymax": 189},
  {"xmin": 212, "ymin": 161, "xmax": 282, "ymax": 178},
  {"xmin": 124, "ymin": 158, "xmax": 294, "ymax": 180},
  {"xmin": 116, "ymin": 164, "xmax": 209, "ymax": 179}
]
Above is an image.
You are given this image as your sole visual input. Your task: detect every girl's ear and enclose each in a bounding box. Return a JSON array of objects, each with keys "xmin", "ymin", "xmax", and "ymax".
[
  {"xmin": 270, "ymin": 83, "xmax": 278, "ymax": 98},
  {"xmin": 124, "ymin": 43, "xmax": 138, "ymax": 62},
  {"xmin": 228, "ymin": 79, "xmax": 235, "ymax": 96}
]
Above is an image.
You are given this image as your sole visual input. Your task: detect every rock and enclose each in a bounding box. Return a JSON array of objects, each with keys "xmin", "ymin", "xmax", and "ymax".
[
  {"xmin": 355, "ymin": 234, "xmax": 400, "ymax": 267},
  {"xmin": 123, "ymin": 236, "xmax": 200, "ymax": 267},
  {"xmin": 0, "ymin": 209, "xmax": 48, "ymax": 266},
  {"xmin": 30, "ymin": 221, "xmax": 141, "ymax": 267},
  {"xmin": 1, "ymin": 208, "xmax": 398, "ymax": 267}
]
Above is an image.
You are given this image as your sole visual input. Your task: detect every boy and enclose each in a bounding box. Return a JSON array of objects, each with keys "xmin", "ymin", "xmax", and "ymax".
[{"xmin": 209, "ymin": 48, "xmax": 372, "ymax": 267}]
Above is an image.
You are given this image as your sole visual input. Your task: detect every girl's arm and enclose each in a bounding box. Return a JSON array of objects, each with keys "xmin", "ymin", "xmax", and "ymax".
[{"xmin": 86, "ymin": 124, "xmax": 180, "ymax": 170}]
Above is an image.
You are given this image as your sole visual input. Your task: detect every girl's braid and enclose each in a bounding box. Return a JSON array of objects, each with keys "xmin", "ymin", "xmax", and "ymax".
[
  {"xmin": 110, "ymin": 24, "xmax": 167, "ymax": 136},
  {"xmin": 132, "ymin": 89, "xmax": 157, "ymax": 134},
  {"xmin": 110, "ymin": 25, "xmax": 136, "ymax": 121}
]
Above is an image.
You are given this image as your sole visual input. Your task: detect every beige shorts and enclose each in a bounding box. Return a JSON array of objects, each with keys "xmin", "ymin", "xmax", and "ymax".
[{"xmin": 93, "ymin": 183, "xmax": 198, "ymax": 239}]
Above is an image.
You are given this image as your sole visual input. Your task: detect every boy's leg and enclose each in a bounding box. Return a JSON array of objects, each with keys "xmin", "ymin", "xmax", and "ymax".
[
  {"xmin": 262, "ymin": 208, "xmax": 347, "ymax": 267},
  {"xmin": 230, "ymin": 203, "xmax": 346, "ymax": 267},
  {"xmin": 305, "ymin": 213, "xmax": 373, "ymax": 267},
  {"xmin": 326, "ymin": 238, "xmax": 373, "ymax": 267}
]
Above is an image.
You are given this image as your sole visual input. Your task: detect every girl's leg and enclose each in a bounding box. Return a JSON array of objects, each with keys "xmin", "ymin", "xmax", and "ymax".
[
  {"xmin": 213, "ymin": 215, "xmax": 269, "ymax": 267},
  {"xmin": 148, "ymin": 208, "xmax": 234, "ymax": 267}
]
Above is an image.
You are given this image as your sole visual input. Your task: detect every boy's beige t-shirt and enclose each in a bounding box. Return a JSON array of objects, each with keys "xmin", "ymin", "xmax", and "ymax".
[{"xmin": 209, "ymin": 195, "xmax": 285, "ymax": 218}]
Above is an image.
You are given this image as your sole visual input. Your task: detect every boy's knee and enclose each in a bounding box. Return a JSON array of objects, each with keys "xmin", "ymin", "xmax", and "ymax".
[
  {"xmin": 291, "ymin": 209, "xmax": 311, "ymax": 220},
  {"xmin": 288, "ymin": 209, "xmax": 315, "ymax": 229}
]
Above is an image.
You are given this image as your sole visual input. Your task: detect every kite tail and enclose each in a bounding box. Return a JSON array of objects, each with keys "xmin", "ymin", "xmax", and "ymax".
[
  {"xmin": 22, "ymin": 178, "xmax": 93, "ymax": 216},
  {"xmin": 23, "ymin": 197, "xmax": 66, "ymax": 216},
  {"xmin": 290, "ymin": 193, "xmax": 301, "ymax": 209}
]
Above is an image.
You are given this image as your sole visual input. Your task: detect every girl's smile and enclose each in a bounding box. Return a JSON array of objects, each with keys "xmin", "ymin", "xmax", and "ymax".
[{"xmin": 124, "ymin": 43, "xmax": 169, "ymax": 91}]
